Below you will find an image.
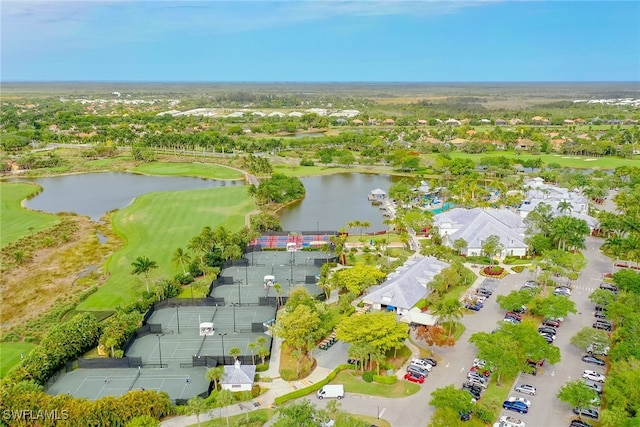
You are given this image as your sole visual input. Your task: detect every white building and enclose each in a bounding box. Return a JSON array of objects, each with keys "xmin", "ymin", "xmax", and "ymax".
[
  {"xmin": 363, "ymin": 256, "xmax": 450, "ymax": 321},
  {"xmin": 221, "ymin": 360, "xmax": 255, "ymax": 392},
  {"xmin": 519, "ymin": 177, "xmax": 599, "ymax": 231},
  {"xmin": 434, "ymin": 208, "xmax": 529, "ymax": 258}
]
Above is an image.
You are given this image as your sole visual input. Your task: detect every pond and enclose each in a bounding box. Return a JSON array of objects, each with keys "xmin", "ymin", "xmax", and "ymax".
[
  {"xmin": 278, "ymin": 173, "xmax": 396, "ymax": 233},
  {"xmin": 13, "ymin": 172, "xmax": 241, "ymax": 221}
]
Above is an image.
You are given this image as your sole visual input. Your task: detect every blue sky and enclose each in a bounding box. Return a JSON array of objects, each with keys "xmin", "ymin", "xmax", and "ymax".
[{"xmin": 2, "ymin": 1, "xmax": 639, "ymax": 82}]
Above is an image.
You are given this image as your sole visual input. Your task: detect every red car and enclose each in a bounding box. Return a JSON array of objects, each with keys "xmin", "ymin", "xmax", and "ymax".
[
  {"xmin": 506, "ymin": 312, "xmax": 523, "ymax": 321},
  {"xmin": 404, "ymin": 372, "xmax": 425, "ymax": 384},
  {"xmin": 470, "ymin": 366, "xmax": 491, "ymax": 377}
]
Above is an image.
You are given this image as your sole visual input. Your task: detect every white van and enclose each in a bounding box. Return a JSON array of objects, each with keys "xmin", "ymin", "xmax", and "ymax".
[{"xmin": 316, "ymin": 384, "xmax": 344, "ymax": 400}]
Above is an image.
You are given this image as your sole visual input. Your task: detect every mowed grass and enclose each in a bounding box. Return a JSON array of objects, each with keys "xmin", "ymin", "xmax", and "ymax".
[
  {"xmin": 332, "ymin": 370, "xmax": 421, "ymax": 397},
  {"xmin": 0, "ymin": 182, "xmax": 60, "ymax": 248},
  {"xmin": 131, "ymin": 162, "xmax": 244, "ymax": 180},
  {"xmin": 77, "ymin": 186, "xmax": 255, "ymax": 310},
  {"xmin": 437, "ymin": 152, "xmax": 639, "ymax": 170},
  {"xmin": 0, "ymin": 342, "xmax": 36, "ymax": 377}
]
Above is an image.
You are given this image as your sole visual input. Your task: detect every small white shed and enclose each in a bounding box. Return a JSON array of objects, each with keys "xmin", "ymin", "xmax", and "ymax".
[{"xmin": 221, "ymin": 360, "xmax": 256, "ymax": 392}]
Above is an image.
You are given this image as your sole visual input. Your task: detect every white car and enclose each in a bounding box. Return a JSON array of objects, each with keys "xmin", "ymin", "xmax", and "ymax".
[
  {"xmin": 506, "ymin": 396, "xmax": 532, "ymax": 408},
  {"xmin": 473, "ymin": 358, "xmax": 486, "ymax": 368},
  {"xmin": 409, "ymin": 358, "xmax": 433, "ymax": 371},
  {"xmin": 499, "ymin": 415, "xmax": 526, "ymax": 427},
  {"xmin": 514, "ymin": 384, "xmax": 536, "ymax": 395},
  {"xmin": 582, "ymin": 370, "xmax": 606, "ymax": 383}
]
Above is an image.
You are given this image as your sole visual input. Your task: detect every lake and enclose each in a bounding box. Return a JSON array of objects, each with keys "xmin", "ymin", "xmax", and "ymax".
[
  {"xmin": 13, "ymin": 172, "xmax": 395, "ymax": 231},
  {"xmin": 14, "ymin": 172, "xmax": 241, "ymax": 221},
  {"xmin": 278, "ymin": 173, "xmax": 395, "ymax": 233}
]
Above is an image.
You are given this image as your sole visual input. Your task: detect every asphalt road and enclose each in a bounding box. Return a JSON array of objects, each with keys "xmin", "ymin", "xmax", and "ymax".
[{"xmin": 308, "ymin": 237, "xmax": 612, "ymax": 427}]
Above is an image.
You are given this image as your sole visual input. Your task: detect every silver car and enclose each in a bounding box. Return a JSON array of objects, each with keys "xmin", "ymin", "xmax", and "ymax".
[{"xmin": 514, "ymin": 384, "xmax": 536, "ymax": 395}]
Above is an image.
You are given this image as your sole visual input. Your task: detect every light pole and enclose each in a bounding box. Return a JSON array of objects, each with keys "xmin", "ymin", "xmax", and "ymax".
[
  {"xmin": 219, "ymin": 332, "xmax": 228, "ymax": 365},
  {"xmin": 317, "ymin": 221, "xmax": 319, "ymax": 235},
  {"xmin": 234, "ymin": 279, "xmax": 242, "ymax": 306},
  {"xmin": 175, "ymin": 305, "xmax": 180, "ymax": 334},
  {"xmin": 156, "ymin": 334, "xmax": 164, "ymax": 368},
  {"xmin": 231, "ymin": 303, "xmax": 237, "ymax": 333}
]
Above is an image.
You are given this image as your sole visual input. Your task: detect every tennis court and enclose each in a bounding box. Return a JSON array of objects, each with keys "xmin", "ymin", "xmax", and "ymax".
[
  {"xmin": 126, "ymin": 305, "xmax": 274, "ymax": 366},
  {"xmin": 46, "ymin": 366, "xmax": 209, "ymax": 401}
]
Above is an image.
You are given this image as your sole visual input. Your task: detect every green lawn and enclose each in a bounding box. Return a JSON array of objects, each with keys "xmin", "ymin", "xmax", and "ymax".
[
  {"xmin": 480, "ymin": 375, "xmax": 515, "ymax": 415},
  {"xmin": 0, "ymin": 342, "xmax": 36, "ymax": 377},
  {"xmin": 131, "ymin": 162, "xmax": 244, "ymax": 180},
  {"xmin": 0, "ymin": 182, "xmax": 61, "ymax": 248},
  {"xmin": 77, "ymin": 186, "xmax": 255, "ymax": 310},
  {"xmin": 437, "ymin": 152, "xmax": 639, "ymax": 170},
  {"xmin": 332, "ymin": 370, "xmax": 421, "ymax": 397}
]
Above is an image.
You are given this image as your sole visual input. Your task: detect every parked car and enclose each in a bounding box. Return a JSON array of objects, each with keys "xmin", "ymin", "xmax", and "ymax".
[
  {"xmin": 582, "ymin": 370, "xmax": 606, "ymax": 383},
  {"xmin": 459, "ymin": 411, "xmax": 472, "ymax": 422},
  {"xmin": 476, "ymin": 288, "xmax": 493, "ymax": 297},
  {"xmin": 499, "ymin": 415, "xmax": 526, "ymax": 427},
  {"xmin": 581, "ymin": 355, "xmax": 606, "ymax": 366},
  {"xmin": 595, "ymin": 305, "xmax": 607, "ymax": 312},
  {"xmin": 506, "ymin": 312, "xmax": 523, "ymax": 321},
  {"xmin": 587, "ymin": 343, "xmax": 609, "ymax": 356},
  {"xmin": 467, "ymin": 371, "xmax": 489, "ymax": 383},
  {"xmin": 420, "ymin": 357, "xmax": 437, "ymax": 366},
  {"xmin": 542, "ymin": 319, "xmax": 560, "ymax": 328},
  {"xmin": 599, "ymin": 283, "xmax": 618, "ymax": 293},
  {"xmin": 472, "ymin": 358, "xmax": 486, "ymax": 368},
  {"xmin": 554, "ymin": 287, "xmax": 572, "ymax": 296},
  {"xmin": 572, "ymin": 407, "xmax": 599, "ymax": 420},
  {"xmin": 583, "ymin": 380, "xmax": 603, "ymax": 394},
  {"xmin": 539, "ymin": 332, "xmax": 555, "ymax": 343},
  {"xmin": 506, "ymin": 396, "xmax": 532, "ymax": 408},
  {"xmin": 470, "ymin": 366, "xmax": 491, "ymax": 377},
  {"xmin": 410, "ymin": 358, "xmax": 433, "ymax": 371},
  {"xmin": 593, "ymin": 321, "xmax": 612, "ymax": 331},
  {"xmin": 594, "ymin": 311, "xmax": 608, "ymax": 319},
  {"xmin": 503, "ymin": 400, "xmax": 529, "ymax": 414},
  {"xmin": 463, "ymin": 387, "xmax": 482, "ymax": 400},
  {"xmin": 514, "ymin": 384, "xmax": 536, "ymax": 395},
  {"xmin": 468, "ymin": 377, "xmax": 489, "ymax": 389},
  {"xmin": 465, "ymin": 302, "xmax": 483, "ymax": 311},
  {"xmin": 462, "ymin": 381, "xmax": 483, "ymax": 394},
  {"xmin": 569, "ymin": 419, "xmax": 593, "ymax": 427},
  {"xmin": 503, "ymin": 317, "xmax": 520, "ymax": 324},
  {"xmin": 403, "ymin": 372, "xmax": 425, "ymax": 384},
  {"xmin": 538, "ymin": 326, "xmax": 557, "ymax": 335},
  {"xmin": 407, "ymin": 364, "xmax": 429, "ymax": 377}
]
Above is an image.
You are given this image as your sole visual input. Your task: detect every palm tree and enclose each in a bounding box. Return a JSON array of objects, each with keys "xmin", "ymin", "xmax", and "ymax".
[
  {"xmin": 453, "ymin": 238, "xmax": 467, "ymax": 256},
  {"xmin": 206, "ymin": 366, "xmax": 225, "ymax": 390},
  {"xmin": 229, "ymin": 347, "xmax": 241, "ymax": 362},
  {"xmin": 558, "ymin": 200, "xmax": 573, "ymax": 214},
  {"xmin": 481, "ymin": 235, "xmax": 504, "ymax": 265},
  {"xmin": 431, "ymin": 298, "xmax": 464, "ymax": 335},
  {"xmin": 131, "ymin": 256, "xmax": 158, "ymax": 293},
  {"xmin": 186, "ymin": 396, "xmax": 208, "ymax": 427},
  {"xmin": 171, "ymin": 247, "xmax": 191, "ymax": 275},
  {"xmin": 602, "ymin": 236, "xmax": 625, "ymax": 273}
]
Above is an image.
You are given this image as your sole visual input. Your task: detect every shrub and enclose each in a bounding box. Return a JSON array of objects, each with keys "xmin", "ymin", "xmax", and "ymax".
[
  {"xmin": 512, "ymin": 266, "xmax": 525, "ymax": 273},
  {"xmin": 361, "ymin": 371, "xmax": 374, "ymax": 382},
  {"xmin": 373, "ymin": 374, "xmax": 397, "ymax": 385},
  {"xmin": 256, "ymin": 363, "xmax": 269, "ymax": 372},
  {"xmin": 280, "ymin": 369, "xmax": 297, "ymax": 381},
  {"xmin": 299, "ymin": 158, "xmax": 314, "ymax": 166}
]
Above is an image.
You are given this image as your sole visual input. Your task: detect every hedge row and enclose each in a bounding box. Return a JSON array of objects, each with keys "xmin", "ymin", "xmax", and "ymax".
[
  {"xmin": 373, "ymin": 374, "xmax": 397, "ymax": 385},
  {"xmin": 273, "ymin": 364, "xmax": 350, "ymax": 405}
]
